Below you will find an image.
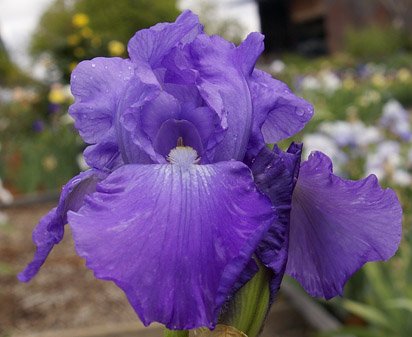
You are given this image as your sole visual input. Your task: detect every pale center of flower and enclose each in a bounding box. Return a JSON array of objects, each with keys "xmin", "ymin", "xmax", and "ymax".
[{"xmin": 167, "ymin": 146, "xmax": 200, "ymax": 166}]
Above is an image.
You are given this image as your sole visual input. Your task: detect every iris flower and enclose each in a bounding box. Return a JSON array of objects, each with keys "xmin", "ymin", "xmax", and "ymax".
[{"xmin": 19, "ymin": 11, "xmax": 402, "ymax": 331}]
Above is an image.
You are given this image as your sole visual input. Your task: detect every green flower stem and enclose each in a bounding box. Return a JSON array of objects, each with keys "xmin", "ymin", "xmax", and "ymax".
[
  {"xmin": 163, "ymin": 329, "xmax": 189, "ymax": 337},
  {"xmin": 219, "ymin": 261, "xmax": 271, "ymax": 337}
]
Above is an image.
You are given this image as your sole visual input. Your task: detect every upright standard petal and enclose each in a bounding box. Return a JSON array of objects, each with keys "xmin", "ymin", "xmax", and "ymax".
[
  {"xmin": 116, "ymin": 74, "xmax": 162, "ymax": 164},
  {"xmin": 18, "ymin": 170, "xmax": 105, "ymax": 282},
  {"xmin": 128, "ymin": 10, "xmax": 203, "ymax": 67},
  {"xmin": 68, "ymin": 161, "xmax": 275, "ymax": 329},
  {"xmin": 286, "ymin": 152, "xmax": 402, "ymax": 299},
  {"xmin": 248, "ymin": 70, "xmax": 313, "ymax": 153},
  {"xmin": 236, "ymin": 32, "xmax": 264, "ymax": 76},
  {"xmin": 251, "ymin": 144, "xmax": 302, "ymax": 299},
  {"xmin": 69, "ymin": 57, "xmax": 134, "ymax": 170},
  {"xmin": 189, "ymin": 34, "xmax": 252, "ymax": 161}
]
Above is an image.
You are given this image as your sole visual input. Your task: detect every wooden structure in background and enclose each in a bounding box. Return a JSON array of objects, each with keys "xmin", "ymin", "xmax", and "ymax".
[{"xmin": 258, "ymin": 0, "xmax": 393, "ymax": 55}]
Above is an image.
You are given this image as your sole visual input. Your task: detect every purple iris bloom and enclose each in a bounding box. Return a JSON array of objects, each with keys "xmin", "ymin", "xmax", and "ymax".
[{"xmin": 19, "ymin": 11, "xmax": 402, "ymax": 330}]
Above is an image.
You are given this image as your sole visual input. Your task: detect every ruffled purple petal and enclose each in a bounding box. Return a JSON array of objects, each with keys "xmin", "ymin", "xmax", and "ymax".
[
  {"xmin": 83, "ymin": 141, "xmax": 123, "ymax": 172},
  {"xmin": 128, "ymin": 10, "xmax": 203, "ymax": 67},
  {"xmin": 236, "ymin": 32, "xmax": 264, "ymax": 76},
  {"xmin": 286, "ymin": 151, "xmax": 402, "ymax": 299},
  {"xmin": 69, "ymin": 57, "xmax": 134, "ymax": 170},
  {"xmin": 68, "ymin": 161, "xmax": 275, "ymax": 329},
  {"xmin": 69, "ymin": 57, "xmax": 133, "ymax": 144},
  {"xmin": 189, "ymin": 34, "xmax": 252, "ymax": 161},
  {"xmin": 140, "ymin": 91, "xmax": 181, "ymax": 141},
  {"xmin": 18, "ymin": 170, "xmax": 106, "ymax": 282},
  {"xmin": 248, "ymin": 70, "xmax": 313, "ymax": 154},
  {"xmin": 162, "ymin": 47, "xmax": 199, "ymax": 86},
  {"xmin": 251, "ymin": 143, "xmax": 302, "ymax": 299},
  {"xmin": 117, "ymin": 74, "xmax": 162, "ymax": 164}
]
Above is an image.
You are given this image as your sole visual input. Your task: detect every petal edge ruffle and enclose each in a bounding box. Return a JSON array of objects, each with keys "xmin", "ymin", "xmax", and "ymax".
[
  {"xmin": 251, "ymin": 143, "xmax": 302, "ymax": 300},
  {"xmin": 286, "ymin": 151, "xmax": 402, "ymax": 299},
  {"xmin": 18, "ymin": 170, "xmax": 105, "ymax": 282}
]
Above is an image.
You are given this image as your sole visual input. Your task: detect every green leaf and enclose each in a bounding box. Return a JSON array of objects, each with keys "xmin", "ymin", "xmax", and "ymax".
[
  {"xmin": 342, "ymin": 299, "xmax": 390, "ymax": 329},
  {"xmin": 386, "ymin": 298, "xmax": 412, "ymax": 312}
]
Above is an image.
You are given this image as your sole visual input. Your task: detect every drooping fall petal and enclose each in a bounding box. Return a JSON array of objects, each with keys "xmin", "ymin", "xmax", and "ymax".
[
  {"xmin": 69, "ymin": 160, "xmax": 275, "ymax": 329},
  {"xmin": 286, "ymin": 152, "xmax": 402, "ymax": 298},
  {"xmin": 18, "ymin": 170, "xmax": 105, "ymax": 282}
]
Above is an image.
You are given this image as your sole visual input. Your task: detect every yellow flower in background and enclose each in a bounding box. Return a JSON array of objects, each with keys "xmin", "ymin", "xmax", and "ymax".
[
  {"xmin": 67, "ymin": 34, "xmax": 80, "ymax": 46},
  {"xmin": 398, "ymin": 68, "xmax": 411, "ymax": 83},
  {"xmin": 48, "ymin": 83, "xmax": 66, "ymax": 104},
  {"xmin": 371, "ymin": 73, "xmax": 386, "ymax": 88},
  {"xmin": 42, "ymin": 155, "xmax": 58, "ymax": 172},
  {"xmin": 358, "ymin": 90, "xmax": 381, "ymax": 107},
  {"xmin": 81, "ymin": 27, "xmax": 93, "ymax": 39},
  {"xmin": 108, "ymin": 40, "xmax": 125, "ymax": 56},
  {"xmin": 72, "ymin": 13, "xmax": 89, "ymax": 28},
  {"xmin": 342, "ymin": 76, "xmax": 356, "ymax": 90}
]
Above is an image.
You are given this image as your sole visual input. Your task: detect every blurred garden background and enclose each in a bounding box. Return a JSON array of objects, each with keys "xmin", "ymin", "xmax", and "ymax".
[{"xmin": 1, "ymin": 0, "xmax": 412, "ymax": 336}]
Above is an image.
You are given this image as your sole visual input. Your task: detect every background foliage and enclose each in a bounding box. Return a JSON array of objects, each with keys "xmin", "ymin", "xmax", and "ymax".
[{"xmin": 30, "ymin": 0, "xmax": 180, "ymax": 81}]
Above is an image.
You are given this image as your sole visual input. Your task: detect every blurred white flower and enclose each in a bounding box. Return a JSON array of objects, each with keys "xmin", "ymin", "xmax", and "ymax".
[
  {"xmin": 301, "ymin": 75, "xmax": 321, "ymax": 91},
  {"xmin": 0, "ymin": 88, "xmax": 13, "ymax": 103},
  {"xmin": 381, "ymin": 99, "xmax": 411, "ymax": 141},
  {"xmin": 0, "ymin": 179, "xmax": 13, "ymax": 205},
  {"xmin": 366, "ymin": 141, "xmax": 401, "ymax": 180},
  {"xmin": 320, "ymin": 70, "xmax": 341, "ymax": 93},
  {"xmin": 303, "ymin": 133, "xmax": 347, "ymax": 173},
  {"xmin": 269, "ymin": 59, "xmax": 285, "ymax": 74},
  {"xmin": 77, "ymin": 153, "xmax": 90, "ymax": 171},
  {"xmin": 320, "ymin": 121, "xmax": 381, "ymax": 148},
  {"xmin": 392, "ymin": 169, "xmax": 412, "ymax": 187},
  {"xmin": 300, "ymin": 70, "xmax": 341, "ymax": 94}
]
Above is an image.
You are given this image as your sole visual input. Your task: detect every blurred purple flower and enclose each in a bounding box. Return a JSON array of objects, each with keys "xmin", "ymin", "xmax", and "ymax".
[
  {"xmin": 32, "ymin": 120, "xmax": 45, "ymax": 133},
  {"xmin": 19, "ymin": 11, "xmax": 402, "ymax": 330},
  {"xmin": 47, "ymin": 103, "xmax": 61, "ymax": 115}
]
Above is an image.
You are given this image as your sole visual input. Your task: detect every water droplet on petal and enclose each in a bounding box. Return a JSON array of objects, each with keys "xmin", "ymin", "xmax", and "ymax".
[
  {"xmin": 91, "ymin": 63, "xmax": 96, "ymax": 68},
  {"xmin": 296, "ymin": 108, "xmax": 305, "ymax": 116}
]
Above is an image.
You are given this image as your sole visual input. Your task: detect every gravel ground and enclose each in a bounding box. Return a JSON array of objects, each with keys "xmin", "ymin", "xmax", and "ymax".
[{"xmin": 0, "ymin": 203, "xmax": 313, "ymax": 337}]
